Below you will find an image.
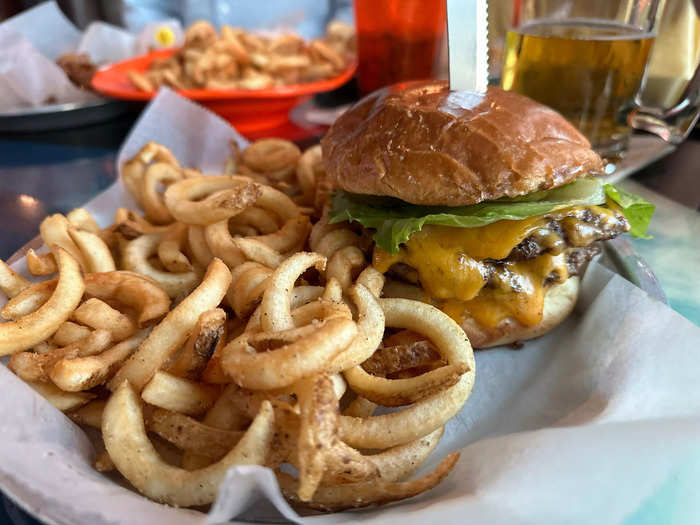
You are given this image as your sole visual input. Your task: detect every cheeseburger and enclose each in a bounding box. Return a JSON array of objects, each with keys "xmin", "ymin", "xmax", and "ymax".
[{"xmin": 322, "ymin": 80, "xmax": 653, "ymax": 348}]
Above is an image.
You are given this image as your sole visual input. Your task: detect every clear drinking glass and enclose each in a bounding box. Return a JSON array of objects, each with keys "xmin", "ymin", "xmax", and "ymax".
[
  {"xmin": 500, "ymin": 0, "xmax": 700, "ymax": 157},
  {"xmin": 354, "ymin": 0, "xmax": 447, "ymax": 95}
]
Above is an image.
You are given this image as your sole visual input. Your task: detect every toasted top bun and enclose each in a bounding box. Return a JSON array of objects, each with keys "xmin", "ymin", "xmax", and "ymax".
[{"xmin": 322, "ymin": 81, "xmax": 604, "ymax": 206}]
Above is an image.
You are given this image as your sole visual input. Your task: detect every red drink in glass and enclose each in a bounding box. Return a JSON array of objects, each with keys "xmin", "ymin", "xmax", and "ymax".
[{"xmin": 354, "ymin": 0, "xmax": 447, "ymax": 94}]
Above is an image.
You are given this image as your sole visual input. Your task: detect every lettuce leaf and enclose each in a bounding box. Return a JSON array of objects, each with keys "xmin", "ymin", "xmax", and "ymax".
[
  {"xmin": 604, "ymin": 184, "xmax": 655, "ymax": 239},
  {"xmin": 330, "ymin": 178, "xmax": 653, "ymax": 253}
]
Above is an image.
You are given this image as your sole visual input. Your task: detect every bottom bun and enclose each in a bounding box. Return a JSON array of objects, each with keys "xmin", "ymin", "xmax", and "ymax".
[
  {"xmin": 382, "ymin": 276, "xmax": 580, "ymax": 349},
  {"xmin": 459, "ymin": 277, "xmax": 580, "ymax": 348}
]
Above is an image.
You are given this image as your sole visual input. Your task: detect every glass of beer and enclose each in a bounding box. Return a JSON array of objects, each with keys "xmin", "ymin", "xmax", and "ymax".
[{"xmin": 501, "ymin": 0, "xmax": 700, "ymax": 157}]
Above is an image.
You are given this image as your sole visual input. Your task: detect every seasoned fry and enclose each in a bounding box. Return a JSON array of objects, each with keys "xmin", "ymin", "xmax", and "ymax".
[
  {"xmin": 141, "ymin": 371, "xmax": 220, "ymax": 416},
  {"xmin": 103, "ymin": 381, "xmax": 275, "ymax": 506},
  {"xmin": 144, "ymin": 406, "xmax": 243, "ymax": 459},
  {"xmin": 122, "ymin": 142, "xmax": 180, "ymax": 207},
  {"xmin": 164, "ymin": 175, "xmax": 261, "ymax": 226},
  {"xmin": 181, "ymin": 384, "xmax": 251, "ymax": 470},
  {"xmin": 278, "ymin": 452, "xmax": 460, "ymax": 511},
  {"xmin": 243, "ymin": 285, "xmax": 326, "ymax": 334},
  {"xmin": 157, "ymin": 223, "xmax": 192, "ymax": 273},
  {"xmin": 67, "ymin": 227, "xmax": 116, "ymax": 272},
  {"xmin": 4, "ymin": 271, "xmax": 170, "ymax": 326},
  {"xmin": 68, "ymin": 399, "xmax": 106, "ymax": 428},
  {"xmin": 356, "ymin": 266, "xmax": 385, "ymax": 298},
  {"xmin": 0, "ymin": 259, "xmax": 29, "ymax": 298},
  {"xmin": 200, "ymin": 318, "xmax": 246, "ymax": 384},
  {"xmin": 222, "ymin": 316, "xmax": 356, "ymax": 390},
  {"xmin": 29, "ymin": 381, "xmax": 96, "ymax": 411},
  {"xmin": 326, "ymin": 246, "xmax": 366, "ymax": 291},
  {"xmin": 252, "ymin": 215, "xmax": 311, "ymax": 253},
  {"xmin": 296, "ymin": 375, "xmax": 336, "ymax": 500},
  {"xmin": 342, "ymin": 395, "xmax": 377, "ymax": 418},
  {"xmin": 322, "ymin": 277, "xmax": 343, "ymax": 302},
  {"xmin": 368, "ymin": 427, "xmax": 444, "ymax": 482},
  {"xmin": 198, "ymin": 384, "xmax": 250, "ymax": 432},
  {"xmin": 141, "ymin": 162, "xmax": 182, "ymax": 224},
  {"xmin": 9, "ymin": 329, "xmax": 112, "ymax": 382},
  {"xmin": 73, "ymin": 298, "xmax": 137, "ymax": 342},
  {"xmin": 293, "ymin": 375, "xmax": 380, "ymax": 499},
  {"xmin": 84, "ymin": 271, "xmax": 170, "ymax": 327},
  {"xmin": 52, "ymin": 321, "xmax": 92, "ymax": 346},
  {"xmin": 230, "ymin": 206, "xmax": 280, "ymax": 234},
  {"xmin": 108, "ymin": 258, "xmax": 231, "ymax": 392},
  {"xmin": 122, "ymin": 232, "xmax": 200, "ymax": 298},
  {"xmin": 0, "ymin": 248, "xmax": 85, "ymax": 356},
  {"xmin": 66, "ymin": 208, "xmax": 101, "ymax": 233},
  {"xmin": 361, "ymin": 340, "xmax": 442, "ymax": 377},
  {"xmin": 227, "ymin": 262, "xmax": 271, "ymax": 318},
  {"xmin": 186, "ymin": 225, "xmax": 214, "ymax": 268},
  {"xmin": 231, "ymin": 237, "xmax": 285, "ymax": 268},
  {"xmin": 296, "ymin": 144, "xmax": 322, "ymax": 205},
  {"xmin": 310, "ymin": 220, "xmax": 363, "ymax": 259},
  {"xmin": 26, "ymin": 249, "xmax": 57, "ymax": 276},
  {"xmin": 50, "ymin": 331, "xmax": 147, "ymax": 391},
  {"xmin": 327, "ymin": 284, "xmax": 384, "ymax": 373},
  {"xmin": 346, "ymin": 362, "xmax": 469, "ymax": 407},
  {"xmin": 1, "ymin": 280, "xmax": 55, "ymax": 321},
  {"xmin": 256, "ymin": 184, "xmax": 301, "ymax": 221},
  {"xmin": 113, "ymin": 208, "xmax": 169, "ymax": 237},
  {"xmin": 338, "ymin": 299, "xmax": 475, "ymax": 449},
  {"xmin": 203, "ymin": 219, "xmax": 246, "ymax": 268},
  {"xmin": 242, "ymin": 139, "xmax": 300, "ymax": 179},
  {"xmin": 39, "ymin": 214, "xmax": 89, "ymax": 271},
  {"xmin": 345, "ymin": 304, "xmax": 469, "ymax": 406},
  {"xmin": 167, "ymin": 308, "xmax": 225, "ymax": 379},
  {"xmin": 260, "ymin": 252, "xmax": 326, "ymax": 332}
]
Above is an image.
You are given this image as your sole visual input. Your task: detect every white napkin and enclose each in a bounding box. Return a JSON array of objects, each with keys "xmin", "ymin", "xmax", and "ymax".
[
  {"xmin": 76, "ymin": 21, "xmax": 137, "ymax": 65},
  {"xmin": 1, "ymin": 90, "xmax": 699, "ymax": 525},
  {"xmin": 0, "ymin": 30, "xmax": 98, "ymax": 110},
  {"xmin": 0, "ymin": 1, "xmax": 101, "ymax": 110},
  {"xmin": 0, "ymin": 1, "xmax": 80, "ymax": 60},
  {"xmin": 0, "ymin": 1, "xmax": 176, "ymax": 111}
]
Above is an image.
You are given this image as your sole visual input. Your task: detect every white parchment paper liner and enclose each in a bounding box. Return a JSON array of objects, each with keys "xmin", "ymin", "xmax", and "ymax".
[{"xmin": 1, "ymin": 89, "xmax": 700, "ymax": 525}]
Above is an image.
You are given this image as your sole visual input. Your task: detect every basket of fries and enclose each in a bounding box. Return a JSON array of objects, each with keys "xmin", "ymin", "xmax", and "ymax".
[
  {"xmin": 0, "ymin": 96, "xmax": 474, "ymax": 516},
  {"xmin": 92, "ymin": 21, "xmax": 357, "ymax": 134}
]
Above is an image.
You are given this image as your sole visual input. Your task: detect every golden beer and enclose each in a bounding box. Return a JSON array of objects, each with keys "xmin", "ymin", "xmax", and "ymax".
[{"xmin": 501, "ymin": 20, "xmax": 655, "ymax": 155}]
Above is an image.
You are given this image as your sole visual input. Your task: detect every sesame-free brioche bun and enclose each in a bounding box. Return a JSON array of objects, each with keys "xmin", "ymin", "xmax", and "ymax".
[{"xmin": 321, "ymin": 80, "xmax": 604, "ymax": 206}]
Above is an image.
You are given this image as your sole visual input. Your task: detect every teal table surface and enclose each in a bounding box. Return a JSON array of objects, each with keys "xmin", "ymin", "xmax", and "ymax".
[{"xmin": 621, "ymin": 179, "xmax": 700, "ymax": 325}]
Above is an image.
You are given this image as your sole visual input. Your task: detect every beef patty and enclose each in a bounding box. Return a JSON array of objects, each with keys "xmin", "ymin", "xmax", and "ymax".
[{"xmin": 389, "ymin": 205, "xmax": 629, "ymax": 293}]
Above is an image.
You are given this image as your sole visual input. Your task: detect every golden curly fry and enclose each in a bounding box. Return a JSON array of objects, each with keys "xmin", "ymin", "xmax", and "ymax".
[
  {"xmin": 4, "ymin": 137, "xmax": 475, "ymax": 516},
  {"xmin": 0, "ymin": 248, "xmax": 84, "ymax": 356}
]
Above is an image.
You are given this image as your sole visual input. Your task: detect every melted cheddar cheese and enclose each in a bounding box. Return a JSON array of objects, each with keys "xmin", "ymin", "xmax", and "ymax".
[{"xmin": 373, "ymin": 204, "xmax": 618, "ymax": 328}]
